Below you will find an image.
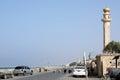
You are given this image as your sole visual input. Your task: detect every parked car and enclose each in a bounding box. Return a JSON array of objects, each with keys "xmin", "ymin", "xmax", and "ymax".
[
  {"xmin": 72, "ymin": 66, "xmax": 88, "ymax": 77},
  {"xmin": 0, "ymin": 72, "xmax": 14, "ymax": 79},
  {"xmin": 0, "ymin": 67, "xmax": 14, "ymax": 79},
  {"xmin": 13, "ymin": 66, "xmax": 33, "ymax": 76},
  {"xmin": 107, "ymin": 68, "xmax": 120, "ymax": 78}
]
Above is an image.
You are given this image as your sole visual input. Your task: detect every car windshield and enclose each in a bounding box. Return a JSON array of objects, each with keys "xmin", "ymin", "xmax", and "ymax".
[
  {"xmin": 75, "ymin": 66, "xmax": 85, "ymax": 69},
  {"xmin": 15, "ymin": 66, "xmax": 24, "ymax": 69}
]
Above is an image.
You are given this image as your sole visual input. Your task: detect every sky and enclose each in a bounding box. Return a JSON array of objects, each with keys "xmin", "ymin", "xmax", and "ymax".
[{"xmin": 0, "ymin": 0, "xmax": 120, "ymax": 67}]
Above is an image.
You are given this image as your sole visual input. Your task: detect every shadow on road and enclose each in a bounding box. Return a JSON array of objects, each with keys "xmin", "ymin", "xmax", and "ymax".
[{"xmin": 68, "ymin": 74, "xmax": 86, "ymax": 78}]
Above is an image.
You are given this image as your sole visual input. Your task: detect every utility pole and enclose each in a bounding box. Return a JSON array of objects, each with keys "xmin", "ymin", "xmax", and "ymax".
[{"xmin": 84, "ymin": 52, "xmax": 88, "ymax": 80}]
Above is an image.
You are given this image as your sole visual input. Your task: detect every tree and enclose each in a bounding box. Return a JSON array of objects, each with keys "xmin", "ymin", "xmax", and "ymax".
[
  {"xmin": 103, "ymin": 41, "xmax": 120, "ymax": 53},
  {"xmin": 69, "ymin": 62, "xmax": 77, "ymax": 66}
]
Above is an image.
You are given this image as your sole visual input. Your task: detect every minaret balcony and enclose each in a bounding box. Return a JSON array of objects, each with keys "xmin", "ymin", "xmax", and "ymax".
[{"xmin": 102, "ymin": 19, "xmax": 111, "ymax": 22}]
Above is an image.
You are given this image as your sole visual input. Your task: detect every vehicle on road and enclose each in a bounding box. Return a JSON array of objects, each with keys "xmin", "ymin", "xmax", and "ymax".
[
  {"xmin": 13, "ymin": 66, "xmax": 33, "ymax": 76},
  {"xmin": 0, "ymin": 67, "xmax": 14, "ymax": 79},
  {"xmin": 72, "ymin": 65, "xmax": 88, "ymax": 77},
  {"xmin": 106, "ymin": 67, "xmax": 120, "ymax": 80},
  {"xmin": 0, "ymin": 72, "xmax": 14, "ymax": 79}
]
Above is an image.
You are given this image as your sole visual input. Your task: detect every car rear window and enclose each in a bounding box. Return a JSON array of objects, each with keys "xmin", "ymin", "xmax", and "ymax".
[
  {"xmin": 75, "ymin": 66, "xmax": 85, "ymax": 69},
  {"xmin": 15, "ymin": 66, "xmax": 24, "ymax": 69}
]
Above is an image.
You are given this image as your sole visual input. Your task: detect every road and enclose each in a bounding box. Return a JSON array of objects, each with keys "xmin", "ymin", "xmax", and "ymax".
[{"xmin": 5, "ymin": 71, "xmax": 102, "ymax": 80}]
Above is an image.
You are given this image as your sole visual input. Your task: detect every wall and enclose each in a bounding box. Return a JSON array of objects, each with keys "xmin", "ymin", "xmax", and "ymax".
[{"xmin": 96, "ymin": 53, "xmax": 119, "ymax": 77}]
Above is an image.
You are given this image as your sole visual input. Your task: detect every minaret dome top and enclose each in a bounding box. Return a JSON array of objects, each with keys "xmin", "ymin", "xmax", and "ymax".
[{"xmin": 103, "ymin": 7, "xmax": 110, "ymax": 13}]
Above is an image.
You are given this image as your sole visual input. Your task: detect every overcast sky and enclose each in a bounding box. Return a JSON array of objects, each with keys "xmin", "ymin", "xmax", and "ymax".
[{"xmin": 0, "ymin": 0, "xmax": 120, "ymax": 67}]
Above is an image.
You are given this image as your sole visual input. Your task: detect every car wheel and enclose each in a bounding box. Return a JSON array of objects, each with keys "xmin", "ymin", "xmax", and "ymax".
[
  {"xmin": 30, "ymin": 70, "xmax": 33, "ymax": 75},
  {"xmin": 30, "ymin": 72, "xmax": 33, "ymax": 75},
  {"xmin": 30, "ymin": 73, "xmax": 33, "ymax": 75},
  {"xmin": 116, "ymin": 73, "xmax": 120, "ymax": 80},
  {"xmin": 23, "ymin": 71, "xmax": 27, "ymax": 76}
]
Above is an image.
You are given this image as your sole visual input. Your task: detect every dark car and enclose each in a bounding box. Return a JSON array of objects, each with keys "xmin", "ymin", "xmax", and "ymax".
[{"xmin": 13, "ymin": 66, "xmax": 33, "ymax": 76}]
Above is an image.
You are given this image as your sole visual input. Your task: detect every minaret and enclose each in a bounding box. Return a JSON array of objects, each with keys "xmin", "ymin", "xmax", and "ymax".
[{"xmin": 102, "ymin": 7, "xmax": 112, "ymax": 49}]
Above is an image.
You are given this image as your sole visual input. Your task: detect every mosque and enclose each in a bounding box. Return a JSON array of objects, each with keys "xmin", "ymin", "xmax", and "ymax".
[
  {"xmin": 95, "ymin": 7, "xmax": 120, "ymax": 77},
  {"xmin": 68, "ymin": 7, "xmax": 119, "ymax": 77}
]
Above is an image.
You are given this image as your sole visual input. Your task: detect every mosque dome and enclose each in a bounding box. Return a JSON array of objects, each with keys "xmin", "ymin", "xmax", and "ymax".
[{"xmin": 103, "ymin": 7, "xmax": 110, "ymax": 12}]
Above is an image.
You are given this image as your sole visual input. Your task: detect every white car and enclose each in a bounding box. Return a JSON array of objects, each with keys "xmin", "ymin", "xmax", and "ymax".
[
  {"xmin": 13, "ymin": 66, "xmax": 33, "ymax": 76},
  {"xmin": 73, "ymin": 66, "xmax": 87, "ymax": 77}
]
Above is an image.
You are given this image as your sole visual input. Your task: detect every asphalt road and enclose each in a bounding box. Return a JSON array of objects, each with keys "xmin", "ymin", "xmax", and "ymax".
[
  {"xmin": 6, "ymin": 71, "xmax": 102, "ymax": 80},
  {"xmin": 6, "ymin": 71, "xmax": 64, "ymax": 80}
]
